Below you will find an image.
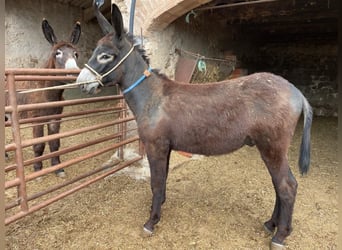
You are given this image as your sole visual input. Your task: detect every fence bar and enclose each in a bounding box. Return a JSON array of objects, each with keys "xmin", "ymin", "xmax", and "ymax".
[
  {"xmin": 5, "ymin": 117, "xmax": 135, "ymax": 152},
  {"xmin": 5, "ymin": 126, "xmax": 138, "ymax": 173},
  {"xmin": 6, "ymin": 151, "xmax": 132, "ymax": 210},
  {"xmin": 6, "ymin": 73, "xmax": 29, "ymax": 212},
  {"xmin": 5, "ymin": 131, "xmax": 125, "ymax": 172},
  {"xmin": 5, "ymin": 136, "xmax": 140, "ymax": 189},
  {"xmin": 12, "ymin": 75, "xmax": 78, "ymax": 81},
  {"xmin": 118, "ymin": 97, "xmax": 125, "ymax": 160},
  {"xmin": 5, "ymin": 156, "xmax": 143, "ymax": 225},
  {"xmin": 5, "ymin": 68, "xmax": 80, "ymax": 75},
  {"xmin": 5, "ymin": 68, "xmax": 142, "ymax": 225},
  {"xmin": 5, "ymin": 95, "xmax": 122, "ymax": 113},
  {"xmin": 5, "ymin": 106, "xmax": 126, "ymax": 127}
]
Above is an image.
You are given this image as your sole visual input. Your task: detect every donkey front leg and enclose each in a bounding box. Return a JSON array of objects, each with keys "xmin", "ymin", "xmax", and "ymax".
[
  {"xmin": 48, "ymin": 120, "xmax": 65, "ymax": 177},
  {"xmin": 143, "ymin": 143, "xmax": 171, "ymax": 235},
  {"xmin": 33, "ymin": 124, "xmax": 45, "ymax": 172}
]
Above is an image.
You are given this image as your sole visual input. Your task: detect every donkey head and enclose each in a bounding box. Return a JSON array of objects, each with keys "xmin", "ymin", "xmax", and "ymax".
[
  {"xmin": 77, "ymin": 2, "xmax": 134, "ymax": 94},
  {"xmin": 42, "ymin": 19, "xmax": 81, "ymax": 69}
]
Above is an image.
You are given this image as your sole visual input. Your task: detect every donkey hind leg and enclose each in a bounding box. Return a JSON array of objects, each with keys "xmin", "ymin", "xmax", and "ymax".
[
  {"xmin": 33, "ymin": 124, "xmax": 45, "ymax": 172},
  {"xmin": 264, "ymin": 188, "xmax": 280, "ymax": 235},
  {"xmin": 48, "ymin": 120, "xmax": 65, "ymax": 177},
  {"xmin": 143, "ymin": 144, "xmax": 171, "ymax": 235},
  {"xmin": 264, "ymin": 156, "xmax": 298, "ymax": 248}
]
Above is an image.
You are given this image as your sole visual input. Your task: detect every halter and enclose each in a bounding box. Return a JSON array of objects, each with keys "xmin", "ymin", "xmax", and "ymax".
[
  {"xmin": 84, "ymin": 44, "xmax": 137, "ymax": 86},
  {"xmin": 83, "ymin": 44, "xmax": 152, "ymax": 94}
]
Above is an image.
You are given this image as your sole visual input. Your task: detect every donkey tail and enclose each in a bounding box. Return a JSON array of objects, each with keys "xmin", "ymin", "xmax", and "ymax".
[{"xmin": 298, "ymin": 96, "xmax": 313, "ymax": 175}]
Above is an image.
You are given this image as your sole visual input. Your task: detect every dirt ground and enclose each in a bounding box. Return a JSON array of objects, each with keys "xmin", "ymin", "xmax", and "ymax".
[{"xmin": 5, "ymin": 116, "xmax": 338, "ymax": 250}]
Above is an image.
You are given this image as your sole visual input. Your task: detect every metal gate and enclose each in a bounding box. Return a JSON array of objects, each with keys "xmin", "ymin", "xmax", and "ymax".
[{"xmin": 4, "ymin": 68, "xmax": 143, "ymax": 225}]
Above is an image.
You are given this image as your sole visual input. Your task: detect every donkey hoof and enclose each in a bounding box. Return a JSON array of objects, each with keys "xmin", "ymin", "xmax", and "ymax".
[
  {"xmin": 56, "ymin": 171, "xmax": 66, "ymax": 178},
  {"xmin": 142, "ymin": 226, "xmax": 153, "ymax": 237},
  {"xmin": 263, "ymin": 224, "xmax": 275, "ymax": 235},
  {"xmin": 270, "ymin": 241, "xmax": 285, "ymax": 250}
]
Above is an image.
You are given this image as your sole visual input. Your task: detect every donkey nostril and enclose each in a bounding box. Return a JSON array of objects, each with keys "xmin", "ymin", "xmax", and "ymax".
[{"xmin": 90, "ymin": 87, "xmax": 96, "ymax": 95}]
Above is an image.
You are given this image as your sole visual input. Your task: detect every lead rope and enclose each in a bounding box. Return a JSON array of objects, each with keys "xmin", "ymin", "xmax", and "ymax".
[{"xmin": 122, "ymin": 66, "xmax": 152, "ymax": 95}]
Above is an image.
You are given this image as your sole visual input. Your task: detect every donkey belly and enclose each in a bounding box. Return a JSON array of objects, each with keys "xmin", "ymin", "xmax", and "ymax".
[{"xmin": 171, "ymin": 132, "xmax": 246, "ymax": 156}]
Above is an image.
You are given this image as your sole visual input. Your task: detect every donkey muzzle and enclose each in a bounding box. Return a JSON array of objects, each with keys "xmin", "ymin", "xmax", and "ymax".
[{"xmin": 77, "ymin": 68, "xmax": 100, "ymax": 94}]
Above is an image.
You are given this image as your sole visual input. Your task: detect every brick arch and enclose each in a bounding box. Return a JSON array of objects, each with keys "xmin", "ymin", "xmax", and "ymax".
[{"xmin": 124, "ymin": 0, "xmax": 212, "ymax": 33}]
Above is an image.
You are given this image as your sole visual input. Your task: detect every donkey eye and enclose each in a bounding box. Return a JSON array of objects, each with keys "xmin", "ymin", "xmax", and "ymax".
[
  {"xmin": 100, "ymin": 54, "xmax": 111, "ymax": 60},
  {"xmin": 97, "ymin": 53, "xmax": 114, "ymax": 64},
  {"xmin": 55, "ymin": 49, "xmax": 63, "ymax": 58},
  {"xmin": 74, "ymin": 52, "xmax": 78, "ymax": 59}
]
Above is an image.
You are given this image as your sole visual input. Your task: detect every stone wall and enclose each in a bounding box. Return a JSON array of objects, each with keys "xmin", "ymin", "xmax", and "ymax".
[
  {"xmin": 6, "ymin": 0, "xmax": 337, "ymax": 116},
  {"xmin": 255, "ymin": 42, "xmax": 337, "ymax": 117},
  {"xmin": 5, "ymin": 0, "xmax": 102, "ymax": 68},
  {"xmin": 138, "ymin": 12, "xmax": 338, "ymax": 117},
  {"xmin": 225, "ymin": 29, "xmax": 338, "ymax": 117}
]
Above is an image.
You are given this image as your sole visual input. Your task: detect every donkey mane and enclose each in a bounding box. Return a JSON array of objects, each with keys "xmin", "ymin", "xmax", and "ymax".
[{"xmin": 125, "ymin": 33, "xmax": 170, "ymax": 80}]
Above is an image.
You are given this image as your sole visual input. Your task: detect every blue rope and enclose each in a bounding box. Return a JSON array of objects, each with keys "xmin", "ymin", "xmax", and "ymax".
[{"xmin": 122, "ymin": 67, "xmax": 152, "ymax": 95}]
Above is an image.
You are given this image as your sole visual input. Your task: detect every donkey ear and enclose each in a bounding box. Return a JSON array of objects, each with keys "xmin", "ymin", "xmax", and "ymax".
[
  {"xmin": 93, "ymin": 0, "xmax": 114, "ymax": 35},
  {"xmin": 111, "ymin": 4, "xmax": 124, "ymax": 39},
  {"xmin": 42, "ymin": 19, "xmax": 57, "ymax": 45},
  {"xmin": 70, "ymin": 21, "xmax": 81, "ymax": 45}
]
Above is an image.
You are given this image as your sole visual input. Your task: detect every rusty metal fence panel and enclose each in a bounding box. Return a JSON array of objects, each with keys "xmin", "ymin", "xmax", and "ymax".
[{"xmin": 4, "ymin": 68, "xmax": 143, "ymax": 225}]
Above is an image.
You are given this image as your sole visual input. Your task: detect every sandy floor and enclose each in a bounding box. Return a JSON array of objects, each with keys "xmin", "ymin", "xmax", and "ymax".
[{"xmin": 5, "ymin": 116, "xmax": 338, "ymax": 250}]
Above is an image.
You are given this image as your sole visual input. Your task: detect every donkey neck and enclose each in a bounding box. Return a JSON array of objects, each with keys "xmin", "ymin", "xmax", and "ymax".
[
  {"xmin": 121, "ymin": 51, "xmax": 163, "ymax": 120},
  {"xmin": 42, "ymin": 60, "xmax": 65, "ymax": 99}
]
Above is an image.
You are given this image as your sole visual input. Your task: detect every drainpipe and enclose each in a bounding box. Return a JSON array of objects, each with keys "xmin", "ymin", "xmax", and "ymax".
[{"xmin": 129, "ymin": 0, "xmax": 136, "ymax": 34}]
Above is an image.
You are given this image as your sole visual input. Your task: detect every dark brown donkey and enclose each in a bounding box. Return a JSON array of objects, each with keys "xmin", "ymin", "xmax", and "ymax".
[
  {"xmin": 6, "ymin": 19, "xmax": 81, "ymax": 177},
  {"xmin": 76, "ymin": 3, "xmax": 312, "ymax": 249}
]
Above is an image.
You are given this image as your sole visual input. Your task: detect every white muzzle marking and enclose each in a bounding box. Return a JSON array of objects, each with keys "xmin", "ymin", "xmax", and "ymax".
[
  {"xmin": 76, "ymin": 68, "xmax": 100, "ymax": 94},
  {"xmin": 65, "ymin": 58, "xmax": 79, "ymax": 69}
]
